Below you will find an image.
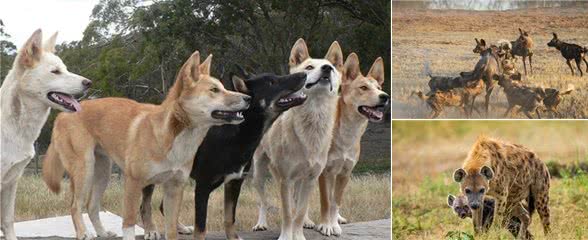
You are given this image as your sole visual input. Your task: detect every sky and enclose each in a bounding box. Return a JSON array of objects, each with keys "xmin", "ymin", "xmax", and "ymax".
[{"xmin": 0, "ymin": 0, "xmax": 100, "ymax": 48}]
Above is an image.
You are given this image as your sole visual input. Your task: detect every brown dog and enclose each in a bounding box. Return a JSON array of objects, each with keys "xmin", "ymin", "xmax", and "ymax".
[
  {"xmin": 42, "ymin": 51, "xmax": 250, "ymax": 240},
  {"xmin": 511, "ymin": 28, "xmax": 534, "ymax": 75},
  {"xmin": 539, "ymin": 85, "xmax": 574, "ymax": 118},
  {"xmin": 498, "ymin": 76, "xmax": 544, "ymax": 119},
  {"xmin": 413, "ymin": 79, "xmax": 484, "ymax": 118}
]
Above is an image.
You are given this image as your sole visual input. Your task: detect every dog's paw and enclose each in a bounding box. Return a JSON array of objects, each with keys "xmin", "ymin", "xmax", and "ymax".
[
  {"xmin": 144, "ymin": 231, "xmax": 162, "ymax": 240},
  {"xmin": 337, "ymin": 214, "xmax": 348, "ymax": 224},
  {"xmin": 76, "ymin": 233, "xmax": 93, "ymax": 240},
  {"xmin": 97, "ymin": 230, "xmax": 117, "ymax": 238},
  {"xmin": 252, "ymin": 222, "xmax": 268, "ymax": 231},
  {"xmin": 333, "ymin": 223, "xmax": 342, "ymax": 236},
  {"xmin": 227, "ymin": 235, "xmax": 244, "ymax": 240},
  {"xmin": 303, "ymin": 217, "xmax": 315, "ymax": 229},
  {"xmin": 293, "ymin": 228, "xmax": 307, "ymax": 240},
  {"xmin": 316, "ymin": 223, "xmax": 337, "ymax": 236},
  {"xmin": 177, "ymin": 224, "xmax": 194, "ymax": 235}
]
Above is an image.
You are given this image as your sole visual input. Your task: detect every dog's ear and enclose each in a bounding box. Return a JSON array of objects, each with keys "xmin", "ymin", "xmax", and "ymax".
[
  {"xmin": 480, "ymin": 39, "xmax": 486, "ymax": 47},
  {"xmin": 19, "ymin": 29, "xmax": 43, "ymax": 68},
  {"xmin": 480, "ymin": 166, "xmax": 494, "ymax": 180},
  {"xmin": 552, "ymin": 32, "xmax": 558, "ymax": 39},
  {"xmin": 475, "ymin": 38, "xmax": 479, "ymax": 44},
  {"xmin": 368, "ymin": 57, "xmax": 385, "ymax": 86},
  {"xmin": 232, "ymin": 75, "xmax": 249, "ymax": 94},
  {"xmin": 447, "ymin": 194, "xmax": 456, "ymax": 207},
  {"xmin": 343, "ymin": 53, "xmax": 361, "ymax": 84},
  {"xmin": 199, "ymin": 54, "xmax": 212, "ymax": 76},
  {"xmin": 325, "ymin": 41, "xmax": 344, "ymax": 70},
  {"xmin": 453, "ymin": 168, "xmax": 466, "ymax": 182},
  {"xmin": 519, "ymin": 28, "xmax": 524, "ymax": 35},
  {"xmin": 289, "ymin": 38, "xmax": 310, "ymax": 68},
  {"xmin": 44, "ymin": 32, "xmax": 58, "ymax": 53},
  {"xmin": 180, "ymin": 51, "xmax": 201, "ymax": 85}
]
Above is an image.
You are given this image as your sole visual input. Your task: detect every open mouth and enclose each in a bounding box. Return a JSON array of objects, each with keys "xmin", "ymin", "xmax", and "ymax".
[
  {"xmin": 276, "ymin": 91, "xmax": 307, "ymax": 108},
  {"xmin": 47, "ymin": 91, "xmax": 82, "ymax": 112},
  {"xmin": 211, "ymin": 110, "xmax": 245, "ymax": 122},
  {"xmin": 358, "ymin": 105, "xmax": 386, "ymax": 122},
  {"xmin": 305, "ymin": 76, "xmax": 331, "ymax": 90}
]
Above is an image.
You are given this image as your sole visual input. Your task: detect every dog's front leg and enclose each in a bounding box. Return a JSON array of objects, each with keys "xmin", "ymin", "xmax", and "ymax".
[
  {"xmin": 317, "ymin": 172, "xmax": 340, "ymax": 236},
  {"xmin": 194, "ymin": 182, "xmax": 216, "ymax": 240},
  {"xmin": 334, "ymin": 173, "xmax": 352, "ymax": 224},
  {"xmin": 293, "ymin": 178, "xmax": 316, "ymax": 240},
  {"xmin": 278, "ymin": 179, "xmax": 294, "ymax": 240},
  {"xmin": 122, "ymin": 178, "xmax": 143, "ymax": 240},
  {"xmin": 566, "ymin": 60, "xmax": 575, "ymax": 76},
  {"xmin": 140, "ymin": 184, "xmax": 161, "ymax": 240},
  {"xmin": 0, "ymin": 181, "xmax": 18, "ymax": 240},
  {"xmin": 224, "ymin": 178, "xmax": 246, "ymax": 240},
  {"xmin": 162, "ymin": 179, "xmax": 185, "ymax": 240}
]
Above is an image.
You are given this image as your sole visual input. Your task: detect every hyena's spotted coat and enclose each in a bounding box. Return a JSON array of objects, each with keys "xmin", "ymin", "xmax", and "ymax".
[{"xmin": 453, "ymin": 136, "xmax": 551, "ymax": 238}]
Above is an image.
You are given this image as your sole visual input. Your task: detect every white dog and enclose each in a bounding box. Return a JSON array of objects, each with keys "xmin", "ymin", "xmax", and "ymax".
[
  {"xmin": 0, "ymin": 29, "xmax": 91, "ymax": 240},
  {"xmin": 252, "ymin": 39, "xmax": 343, "ymax": 240}
]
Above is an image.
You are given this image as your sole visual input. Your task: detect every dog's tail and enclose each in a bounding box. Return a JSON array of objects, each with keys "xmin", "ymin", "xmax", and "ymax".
[
  {"xmin": 42, "ymin": 143, "xmax": 64, "ymax": 194},
  {"xmin": 411, "ymin": 90, "xmax": 428, "ymax": 101},
  {"xmin": 561, "ymin": 84, "xmax": 574, "ymax": 96}
]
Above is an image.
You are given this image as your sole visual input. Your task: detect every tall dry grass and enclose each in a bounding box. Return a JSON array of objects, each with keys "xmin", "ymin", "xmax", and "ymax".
[
  {"xmin": 392, "ymin": 8, "xmax": 588, "ymax": 119},
  {"xmin": 14, "ymin": 174, "xmax": 390, "ymax": 233}
]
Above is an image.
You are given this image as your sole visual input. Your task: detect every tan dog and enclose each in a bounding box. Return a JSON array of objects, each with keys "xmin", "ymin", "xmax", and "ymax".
[
  {"xmin": 252, "ymin": 39, "xmax": 342, "ymax": 240},
  {"xmin": 42, "ymin": 51, "xmax": 250, "ymax": 240},
  {"xmin": 315, "ymin": 53, "xmax": 388, "ymax": 236}
]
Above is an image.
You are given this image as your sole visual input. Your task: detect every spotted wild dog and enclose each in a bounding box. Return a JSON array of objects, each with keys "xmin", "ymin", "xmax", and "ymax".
[
  {"xmin": 511, "ymin": 28, "xmax": 534, "ymax": 75},
  {"xmin": 412, "ymin": 79, "xmax": 484, "ymax": 118},
  {"xmin": 547, "ymin": 32, "xmax": 588, "ymax": 76},
  {"xmin": 453, "ymin": 136, "xmax": 551, "ymax": 239},
  {"xmin": 426, "ymin": 74, "xmax": 463, "ymax": 94},
  {"xmin": 497, "ymin": 75, "xmax": 545, "ymax": 119}
]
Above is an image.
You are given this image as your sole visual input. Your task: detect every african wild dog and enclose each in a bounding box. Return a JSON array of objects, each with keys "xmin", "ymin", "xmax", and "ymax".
[
  {"xmin": 426, "ymin": 74, "xmax": 463, "ymax": 94},
  {"xmin": 511, "ymin": 28, "xmax": 534, "ymax": 75},
  {"xmin": 447, "ymin": 194, "xmax": 531, "ymax": 239},
  {"xmin": 539, "ymin": 85, "xmax": 574, "ymax": 118},
  {"xmin": 453, "ymin": 136, "xmax": 551, "ymax": 239},
  {"xmin": 412, "ymin": 79, "xmax": 484, "ymax": 118},
  {"xmin": 461, "ymin": 42, "xmax": 504, "ymax": 114},
  {"xmin": 497, "ymin": 75, "xmax": 545, "ymax": 119},
  {"xmin": 547, "ymin": 32, "xmax": 588, "ymax": 76}
]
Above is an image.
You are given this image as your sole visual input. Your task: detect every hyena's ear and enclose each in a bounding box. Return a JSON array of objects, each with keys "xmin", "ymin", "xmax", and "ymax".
[
  {"xmin": 480, "ymin": 166, "xmax": 494, "ymax": 180},
  {"xmin": 44, "ymin": 31, "xmax": 58, "ymax": 53},
  {"xmin": 552, "ymin": 32, "xmax": 558, "ymax": 39},
  {"xmin": 447, "ymin": 194, "xmax": 456, "ymax": 207},
  {"xmin": 453, "ymin": 168, "xmax": 466, "ymax": 182},
  {"xmin": 199, "ymin": 54, "xmax": 213, "ymax": 76},
  {"xmin": 19, "ymin": 29, "xmax": 43, "ymax": 68},
  {"xmin": 232, "ymin": 75, "xmax": 249, "ymax": 94},
  {"xmin": 343, "ymin": 53, "xmax": 361, "ymax": 84},
  {"xmin": 368, "ymin": 57, "xmax": 385, "ymax": 86},
  {"xmin": 289, "ymin": 38, "xmax": 310, "ymax": 68},
  {"xmin": 325, "ymin": 41, "xmax": 344, "ymax": 70}
]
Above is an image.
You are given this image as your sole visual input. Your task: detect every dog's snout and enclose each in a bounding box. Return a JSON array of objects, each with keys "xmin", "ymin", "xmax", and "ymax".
[
  {"xmin": 379, "ymin": 94, "xmax": 390, "ymax": 104},
  {"xmin": 470, "ymin": 203, "xmax": 480, "ymax": 210},
  {"xmin": 242, "ymin": 95, "xmax": 252, "ymax": 104},
  {"xmin": 321, "ymin": 65, "xmax": 333, "ymax": 73},
  {"xmin": 82, "ymin": 79, "xmax": 92, "ymax": 89}
]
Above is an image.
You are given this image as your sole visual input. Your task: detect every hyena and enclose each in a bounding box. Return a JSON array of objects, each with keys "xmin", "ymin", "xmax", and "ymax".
[{"xmin": 453, "ymin": 136, "xmax": 550, "ymax": 239}]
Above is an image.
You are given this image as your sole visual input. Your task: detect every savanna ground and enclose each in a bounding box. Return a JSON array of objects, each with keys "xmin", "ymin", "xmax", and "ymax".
[
  {"xmin": 392, "ymin": 121, "xmax": 588, "ymax": 239},
  {"xmin": 392, "ymin": 7, "xmax": 588, "ymax": 119}
]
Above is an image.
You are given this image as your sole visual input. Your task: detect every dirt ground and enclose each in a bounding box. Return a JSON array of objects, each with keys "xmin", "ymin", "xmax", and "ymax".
[{"xmin": 392, "ymin": 7, "xmax": 588, "ymax": 119}]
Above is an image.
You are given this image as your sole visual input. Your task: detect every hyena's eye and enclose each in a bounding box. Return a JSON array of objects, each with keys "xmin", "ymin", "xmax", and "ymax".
[
  {"xmin": 479, "ymin": 188, "xmax": 485, "ymax": 194},
  {"xmin": 305, "ymin": 65, "xmax": 314, "ymax": 70},
  {"xmin": 51, "ymin": 69, "xmax": 61, "ymax": 74},
  {"xmin": 465, "ymin": 188, "xmax": 472, "ymax": 194}
]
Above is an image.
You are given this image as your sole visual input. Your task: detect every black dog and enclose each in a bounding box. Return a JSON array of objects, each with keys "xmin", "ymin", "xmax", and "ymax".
[
  {"xmin": 140, "ymin": 71, "xmax": 307, "ymax": 239},
  {"xmin": 547, "ymin": 32, "xmax": 588, "ymax": 76}
]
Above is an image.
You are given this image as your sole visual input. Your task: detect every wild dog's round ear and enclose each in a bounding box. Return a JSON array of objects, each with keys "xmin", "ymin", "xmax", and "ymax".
[
  {"xmin": 453, "ymin": 168, "xmax": 466, "ymax": 182},
  {"xmin": 552, "ymin": 32, "xmax": 558, "ymax": 39},
  {"xmin": 480, "ymin": 166, "xmax": 494, "ymax": 180},
  {"xmin": 325, "ymin": 41, "xmax": 344, "ymax": 70},
  {"xmin": 447, "ymin": 194, "xmax": 456, "ymax": 207},
  {"xmin": 519, "ymin": 28, "xmax": 524, "ymax": 35},
  {"xmin": 44, "ymin": 32, "xmax": 58, "ymax": 53},
  {"xmin": 475, "ymin": 38, "xmax": 479, "ymax": 44},
  {"xmin": 289, "ymin": 38, "xmax": 310, "ymax": 68},
  {"xmin": 343, "ymin": 53, "xmax": 361, "ymax": 84},
  {"xmin": 480, "ymin": 39, "xmax": 486, "ymax": 47},
  {"xmin": 19, "ymin": 29, "xmax": 43, "ymax": 68},
  {"xmin": 232, "ymin": 75, "xmax": 249, "ymax": 94},
  {"xmin": 368, "ymin": 57, "xmax": 385, "ymax": 86}
]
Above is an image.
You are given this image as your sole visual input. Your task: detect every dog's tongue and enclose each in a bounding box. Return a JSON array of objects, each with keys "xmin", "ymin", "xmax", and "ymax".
[{"xmin": 56, "ymin": 93, "xmax": 81, "ymax": 112}]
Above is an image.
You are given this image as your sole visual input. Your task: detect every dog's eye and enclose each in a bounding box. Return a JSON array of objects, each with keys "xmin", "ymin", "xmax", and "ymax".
[
  {"xmin": 360, "ymin": 86, "xmax": 369, "ymax": 91},
  {"xmin": 210, "ymin": 87, "xmax": 220, "ymax": 93},
  {"xmin": 305, "ymin": 65, "xmax": 314, "ymax": 70},
  {"xmin": 51, "ymin": 69, "xmax": 61, "ymax": 74}
]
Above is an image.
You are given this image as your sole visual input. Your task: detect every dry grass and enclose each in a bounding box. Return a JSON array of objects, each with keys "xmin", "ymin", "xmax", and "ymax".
[
  {"xmin": 14, "ymin": 174, "xmax": 390, "ymax": 233},
  {"xmin": 392, "ymin": 8, "xmax": 588, "ymax": 119},
  {"xmin": 392, "ymin": 121, "xmax": 588, "ymax": 239}
]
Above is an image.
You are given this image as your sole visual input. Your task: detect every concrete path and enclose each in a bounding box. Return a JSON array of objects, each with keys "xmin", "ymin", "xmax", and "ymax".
[{"xmin": 18, "ymin": 219, "xmax": 390, "ymax": 240}]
